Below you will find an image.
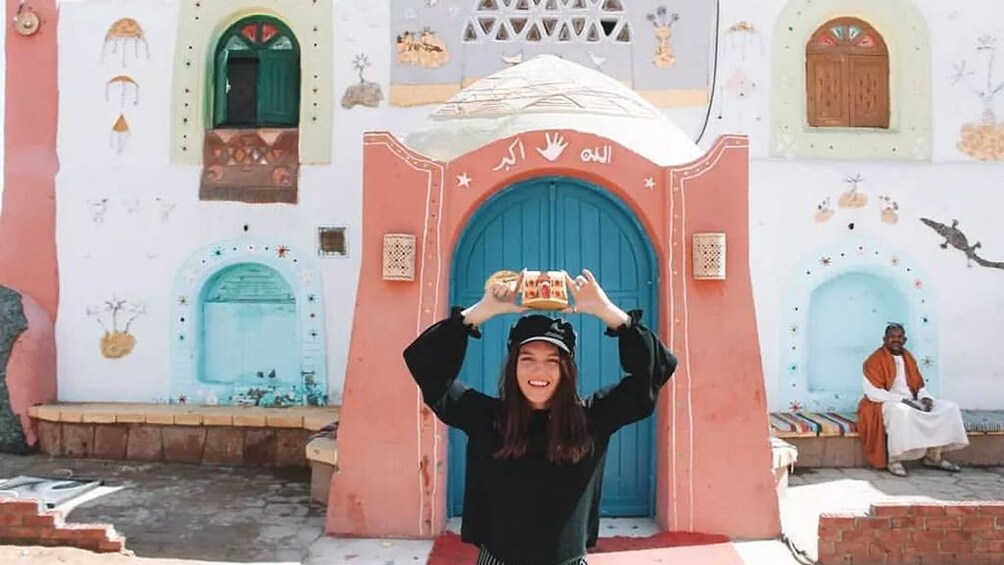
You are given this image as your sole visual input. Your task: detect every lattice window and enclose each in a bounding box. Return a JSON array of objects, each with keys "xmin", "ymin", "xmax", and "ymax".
[
  {"xmin": 382, "ymin": 234, "xmax": 416, "ymax": 281},
  {"xmin": 463, "ymin": 0, "xmax": 630, "ymax": 44},
  {"xmin": 806, "ymin": 17, "xmax": 889, "ymax": 129}
]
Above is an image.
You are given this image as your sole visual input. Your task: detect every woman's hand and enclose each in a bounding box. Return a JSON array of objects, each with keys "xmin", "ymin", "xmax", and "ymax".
[
  {"xmin": 564, "ymin": 269, "xmax": 630, "ymax": 329},
  {"xmin": 462, "ymin": 270, "xmax": 527, "ymax": 327}
]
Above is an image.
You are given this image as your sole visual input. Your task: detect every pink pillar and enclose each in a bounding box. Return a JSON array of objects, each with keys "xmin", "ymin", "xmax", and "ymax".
[{"xmin": 0, "ymin": 0, "xmax": 60, "ymax": 320}]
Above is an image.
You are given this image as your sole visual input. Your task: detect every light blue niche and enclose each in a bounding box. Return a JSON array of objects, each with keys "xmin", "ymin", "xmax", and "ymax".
[
  {"xmin": 778, "ymin": 238, "xmax": 938, "ymax": 413},
  {"xmin": 170, "ymin": 239, "xmax": 327, "ymax": 407}
]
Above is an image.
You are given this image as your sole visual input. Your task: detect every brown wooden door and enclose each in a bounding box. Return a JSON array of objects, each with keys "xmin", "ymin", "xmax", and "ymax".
[{"xmin": 805, "ymin": 17, "xmax": 890, "ymax": 129}]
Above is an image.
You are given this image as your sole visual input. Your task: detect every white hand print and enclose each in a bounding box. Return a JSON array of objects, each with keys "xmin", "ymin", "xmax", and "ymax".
[{"xmin": 536, "ymin": 132, "xmax": 569, "ymax": 162}]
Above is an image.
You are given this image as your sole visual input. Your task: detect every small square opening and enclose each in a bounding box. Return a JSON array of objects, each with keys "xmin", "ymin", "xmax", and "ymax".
[{"xmin": 319, "ymin": 227, "xmax": 347, "ymax": 257}]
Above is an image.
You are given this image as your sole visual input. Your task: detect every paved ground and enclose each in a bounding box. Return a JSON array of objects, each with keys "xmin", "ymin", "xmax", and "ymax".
[
  {"xmin": 0, "ymin": 455, "xmax": 324, "ymax": 563},
  {"xmin": 1, "ymin": 454, "xmax": 1002, "ymax": 564}
]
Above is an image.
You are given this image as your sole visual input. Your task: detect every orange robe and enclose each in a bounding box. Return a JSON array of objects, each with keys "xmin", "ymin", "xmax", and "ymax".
[{"xmin": 857, "ymin": 347, "xmax": 925, "ymax": 468}]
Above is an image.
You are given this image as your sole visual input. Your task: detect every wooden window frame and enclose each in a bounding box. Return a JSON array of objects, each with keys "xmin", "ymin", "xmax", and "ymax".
[
  {"xmin": 212, "ymin": 16, "xmax": 301, "ymax": 129},
  {"xmin": 805, "ymin": 17, "xmax": 890, "ymax": 129}
]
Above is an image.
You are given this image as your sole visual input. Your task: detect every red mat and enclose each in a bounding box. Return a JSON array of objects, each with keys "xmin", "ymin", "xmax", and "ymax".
[{"xmin": 427, "ymin": 531, "xmax": 733, "ymax": 565}]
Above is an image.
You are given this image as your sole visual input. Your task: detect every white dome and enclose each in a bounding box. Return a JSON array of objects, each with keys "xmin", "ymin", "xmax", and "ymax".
[{"xmin": 403, "ymin": 55, "xmax": 702, "ymax": 166}]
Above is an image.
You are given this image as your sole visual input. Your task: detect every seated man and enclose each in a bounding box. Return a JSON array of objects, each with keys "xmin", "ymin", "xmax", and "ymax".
[{"xmin": 857, "ymin": 323, "xmax": 969, "ymax": 477}]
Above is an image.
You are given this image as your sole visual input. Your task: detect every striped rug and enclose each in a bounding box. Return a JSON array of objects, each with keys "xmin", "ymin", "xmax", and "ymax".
[
  {"xmin": 770, "ymin": 409, "xmax": 1004, "ymax": 438},
  {"xmin": 770, "ymin": 412, "xmax": 858, "ymax": 438}
]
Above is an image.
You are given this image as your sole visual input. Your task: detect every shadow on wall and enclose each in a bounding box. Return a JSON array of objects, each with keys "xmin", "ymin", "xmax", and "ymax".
[{"xmin": 779, "ymin": 239, "xmax": 938, "ymax": 413}]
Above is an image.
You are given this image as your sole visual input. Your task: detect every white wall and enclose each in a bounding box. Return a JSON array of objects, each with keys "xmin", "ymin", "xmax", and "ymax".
[
  {"xmin": 696, "ymin": 0, "xmax": 1004, "ymax": 409},
  {"xmin": 53, "ymin": 0, "xmax": 1004, "ymax": 410},
  {"xmin": 750, "ymin": 160, "xmax": 1004, "ymax": 410},
  {"xmin": 54, "ymin": 0, "xmax": 421, "ymax": 404}
]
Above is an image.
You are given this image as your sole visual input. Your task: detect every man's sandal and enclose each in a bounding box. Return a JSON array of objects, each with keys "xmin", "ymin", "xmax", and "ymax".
[
  {"xmin": 887, "ymin": 462, "xmax": 908, "ymax": 477},
  {"xmin": 922, "ymin": 457, "xmax": 961, "ymax": 472}
]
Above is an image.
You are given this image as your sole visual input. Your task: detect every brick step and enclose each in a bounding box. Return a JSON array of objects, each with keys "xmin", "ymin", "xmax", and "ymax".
[{"xmin": 0, "ymin": 497, "xmax": 126, "ymax": 553}]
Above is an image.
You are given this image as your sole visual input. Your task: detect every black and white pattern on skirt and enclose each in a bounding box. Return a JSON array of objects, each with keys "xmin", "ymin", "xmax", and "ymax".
[{"xmin": 476, "ymin": 547, "xmax": 588, "ymax": 565}]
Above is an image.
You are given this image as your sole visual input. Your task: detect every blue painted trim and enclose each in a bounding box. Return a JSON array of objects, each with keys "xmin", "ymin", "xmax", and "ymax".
[
  {"xmin": 778, "ymin": 235, "xmax": 938, "ymax": 412},
  {"xmin": 169, "ymin": 238, "xmax": 327, "ymax": 406}
]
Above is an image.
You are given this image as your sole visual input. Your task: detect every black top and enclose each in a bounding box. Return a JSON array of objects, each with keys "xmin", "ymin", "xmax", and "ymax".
[{"xmin": 403, "ymin": 307, "xmax": 677, "ymax": 565}]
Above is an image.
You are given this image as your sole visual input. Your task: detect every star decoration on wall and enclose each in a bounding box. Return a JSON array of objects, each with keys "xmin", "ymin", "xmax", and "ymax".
[
  {"xmin": 820, "ymin": 256, "xmax": 832, "ymax": 266},
  {"xmin": 457, "ymin": 173, "xmax": 472, "ymax": 188},
  {"xmin": 644, "ymin": 177, "xmax": 656, "ymax": 190}
]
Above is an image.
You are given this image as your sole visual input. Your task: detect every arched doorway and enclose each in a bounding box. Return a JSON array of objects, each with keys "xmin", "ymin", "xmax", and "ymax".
[{"xmin": 449, "ymin": 176, "xmax": 658, "ymax": 517}]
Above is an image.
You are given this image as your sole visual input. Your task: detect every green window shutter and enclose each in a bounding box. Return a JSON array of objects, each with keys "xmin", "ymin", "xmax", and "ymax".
[
  {"xmin": 213, "ymin": 48, "xmax": 230, "ymax": 127},
  {"xmin": 256, "ymin": 49, "xmax": 300, "ymax": 126}
]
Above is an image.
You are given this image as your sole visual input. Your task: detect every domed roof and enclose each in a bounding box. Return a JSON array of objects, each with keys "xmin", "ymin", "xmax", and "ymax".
[{"xmin": 403, "ymin": 55, "xmax": 702, "ymax": 166}]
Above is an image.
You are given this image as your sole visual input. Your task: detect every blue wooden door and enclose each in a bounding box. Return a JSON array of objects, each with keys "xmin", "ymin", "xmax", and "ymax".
[{"xmin": 449, "ymin": 176, "xmax": 657, "ymax": 517}]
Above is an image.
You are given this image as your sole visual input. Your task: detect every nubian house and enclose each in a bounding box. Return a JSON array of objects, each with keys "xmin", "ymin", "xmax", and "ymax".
[{"xmin": 0, "ymin": 0, "xmax": 1002, "ymax": 550}]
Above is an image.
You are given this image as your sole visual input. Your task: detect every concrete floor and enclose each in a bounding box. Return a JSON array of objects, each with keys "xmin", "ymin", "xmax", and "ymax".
[{"xmin": 2, "ymin": 454, "xmax": 1001, "ymax": 564}]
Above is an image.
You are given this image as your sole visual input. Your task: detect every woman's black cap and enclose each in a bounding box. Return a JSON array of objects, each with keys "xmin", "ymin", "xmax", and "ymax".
[{"xmin": 507, "ymin": 314, "xmax": 576, "ymax": 355}]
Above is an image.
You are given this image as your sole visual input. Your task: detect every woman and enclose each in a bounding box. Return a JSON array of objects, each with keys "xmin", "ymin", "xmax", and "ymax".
[{"xmin": 403, "ymin": 269, "xmax": 677, "ymax": 565}]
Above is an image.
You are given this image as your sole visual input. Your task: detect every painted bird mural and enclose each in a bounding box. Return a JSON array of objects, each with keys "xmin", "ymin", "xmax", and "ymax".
[{"xmin": 920, "ymin": 217, "xmax": 1004, "ymax": 270}]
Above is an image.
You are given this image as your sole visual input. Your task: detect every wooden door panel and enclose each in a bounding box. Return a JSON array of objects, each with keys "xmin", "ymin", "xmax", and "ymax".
[
  {"xmin": 848, "ymin": 56, "xmax": 890, "ymax": 128},
  {"xmin": 807, "ymin": 54, "xmax": 848, "ymax": 127}
]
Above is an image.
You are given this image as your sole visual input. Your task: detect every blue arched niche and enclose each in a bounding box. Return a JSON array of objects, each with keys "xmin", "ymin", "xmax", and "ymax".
[{"xmin": 170, "ymin": 239, "xmax": 327, "ymax": 406}]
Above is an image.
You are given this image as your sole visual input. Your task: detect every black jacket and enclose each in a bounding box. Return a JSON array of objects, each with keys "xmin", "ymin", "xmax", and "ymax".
[{"xmin": 403, "ymin": 307, "xmax": 677, "ymax": 565}]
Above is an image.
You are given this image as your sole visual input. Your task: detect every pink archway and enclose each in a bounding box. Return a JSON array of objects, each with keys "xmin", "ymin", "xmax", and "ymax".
[{"xmin": 327, "ymin": 130, "xmax": 778, "ymax": 540}]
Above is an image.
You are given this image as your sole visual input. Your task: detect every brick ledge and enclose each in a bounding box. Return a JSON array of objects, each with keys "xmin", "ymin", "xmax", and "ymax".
[{"xmin": 28, "ymin": 403, "xmax": 340, "ymax": 430}]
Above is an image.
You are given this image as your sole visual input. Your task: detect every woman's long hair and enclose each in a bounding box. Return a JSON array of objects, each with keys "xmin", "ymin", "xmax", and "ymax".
[{"xmin": 494, "ymin": 348, "xmax": 593, "ymax": 465}]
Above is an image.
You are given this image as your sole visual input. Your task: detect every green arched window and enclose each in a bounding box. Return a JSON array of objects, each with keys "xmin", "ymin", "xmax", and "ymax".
[{"xmin": 213, "ymin": 16, "xmax": 300, "ymax": 128}]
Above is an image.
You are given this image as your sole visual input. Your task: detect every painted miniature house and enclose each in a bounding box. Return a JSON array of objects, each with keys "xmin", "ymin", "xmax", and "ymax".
[{"xmin": 0, "ymin": 0, "xmax": 1003, "ymax": 546}]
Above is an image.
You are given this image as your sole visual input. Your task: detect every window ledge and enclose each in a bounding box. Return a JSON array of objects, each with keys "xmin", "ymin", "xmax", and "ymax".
[
  {"xmin": 772, "ymin": 124, "xmax": 930, "ymax": 160},
  {"xmin": 200, "ymin": 128, "xmax": 300, "ymax": 204},
  {"xmin": 802, "ymin": 126, "xmax": 898, "ymax": 135}
]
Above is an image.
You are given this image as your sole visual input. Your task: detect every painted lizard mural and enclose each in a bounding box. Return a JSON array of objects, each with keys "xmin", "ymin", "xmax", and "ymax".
[{"xmin": 920, "ymin": 217, "xmax": 1004, "ymax": 270}]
